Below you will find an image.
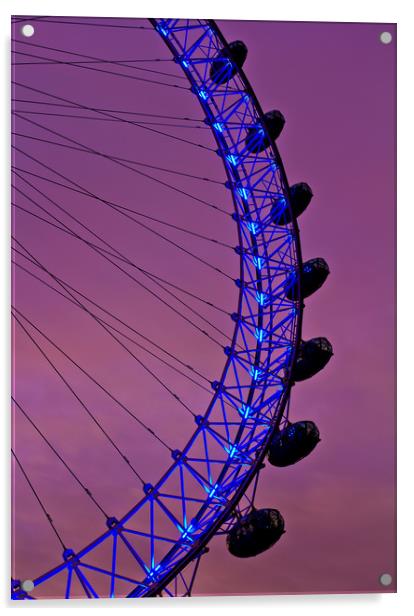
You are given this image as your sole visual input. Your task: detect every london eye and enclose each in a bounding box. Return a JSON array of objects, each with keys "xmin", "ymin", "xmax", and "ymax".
[{"xmin": 11, "ymin": 16, "xmax": 332, "ymax": 599}]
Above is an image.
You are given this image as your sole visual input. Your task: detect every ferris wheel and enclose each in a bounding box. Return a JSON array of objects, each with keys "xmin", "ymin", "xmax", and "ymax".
[{"xmin": 11, "ymin": 16, "xmax": 332, "ymax": 599}]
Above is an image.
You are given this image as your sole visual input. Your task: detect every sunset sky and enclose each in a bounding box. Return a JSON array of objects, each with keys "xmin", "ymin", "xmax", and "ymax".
[{"xmin": 12, "ymin": 17, "xmax": 396, "ymax": 597}]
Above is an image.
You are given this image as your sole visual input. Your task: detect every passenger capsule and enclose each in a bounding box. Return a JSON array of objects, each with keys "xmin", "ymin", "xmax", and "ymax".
[
  {"xmin": 271, "ymin": 182, "xmax": 313, "ymax": 226},
  {"xmin": 210, "ymin": 40, "xmax": 248, "ymax": 85},
  {"xmin": 285, "ymin": 258, "xmax": 330, "ymax": 301},
  {"xmin": 268, "ymin": 421, "xmax": 320, "ymax": 467},
  {"xmin": 245, "ymin": 110, "xmax": 285, "ymax": 154},
  {"xmin": 226, "ymin": 508, "xmax": 285, "ymax": 558},
  {"xmin": 293, "ymin": 337, "xmax": 333, "ymax": 382}
]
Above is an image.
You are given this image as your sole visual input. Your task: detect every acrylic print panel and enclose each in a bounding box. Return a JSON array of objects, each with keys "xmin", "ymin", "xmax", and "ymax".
[{"xmin": 11, "ymin": 16, "xmax": 396, "ymax": 599}]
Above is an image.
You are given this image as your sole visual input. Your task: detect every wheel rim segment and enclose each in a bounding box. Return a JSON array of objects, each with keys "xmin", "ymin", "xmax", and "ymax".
[{"xmin": 12, "ymin": 18, "xmax": 303, "ymax": 600}]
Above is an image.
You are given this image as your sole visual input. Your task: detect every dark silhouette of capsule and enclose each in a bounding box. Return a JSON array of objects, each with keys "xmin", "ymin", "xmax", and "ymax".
[
  {"xmin": 245, "ymin": 110, "xmax": 285, "ymax": 154},
  {"xmin": 268, "ymin": 421, "xmax": 320, "ymax": 467},
  {"xmin": 293, "ymin": 337, "xmax": 333, "ymax": 382},
  {"xmin": 210, "ymin": 41, "xmax": 248, "ymax": 85},
  {"xmin": 271, "ymin": 182, "xmax": 313, "ymax": 226},
  {"xmin": 285, "ymin": 257, "xmax": 330, "ymax": 301},
  {"xmin": 227, "ymin": 508, "xmax": 285, "ymax": 558}
]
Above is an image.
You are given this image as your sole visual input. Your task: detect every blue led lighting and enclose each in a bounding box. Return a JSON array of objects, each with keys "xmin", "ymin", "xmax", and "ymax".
[
  {"xmin": 246, "ymin": 220, "xmax": 259, "ymax": 235},
  {"xmin": 19, "ymin": 18, "xmax": 302, "ymax": 601},
  {"xmin": 250, "ymin": 367, "xmax": 262, "ymax": 381},
  {"xmin": 156, "ymin": 25, "xmax": 169, "ymax": 37},
  {"xmin": 238, "ymin": 404, "xmax": 252, "ymax": 419},
  {"xmin": 213, "ymin": 122, "xmax": 224, "ymax": 133},
  {"xmin": 180, "ymin": 529, "xmax": 194, "ymax": 543},
  {"xmin": 256, "ymin": 291, "xmax": 268, "ymax": 306},
  {"xmin": 208, "ymin": 483, "xmax": 219, "ymax": 498},
  {"xmin": 148, "ymin": 564, "xmax": 162, "ymax": 580},
  {"xmin": 253, "ymin": 256, "xmax": 264, "ymax": 270},
  {"xmin": 226, "ymin": 153, "xmax": 238, "ymax": 167},
  {"xmin": 237, "ymin": 186, "xmax": 250, "ymax": 200},
  {"xmin": 198, "ymin": 88, "xmax": 209, "ymax": 100},
  {"xmin": 254, "ymin": 327, "xmax": 267, "ymax": 342},
  {"xmin": 225, "ymin": 444, "xmax": 239, "ymax": 459}
]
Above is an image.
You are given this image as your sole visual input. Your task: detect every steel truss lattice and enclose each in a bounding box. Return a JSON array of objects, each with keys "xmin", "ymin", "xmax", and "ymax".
[{"xmin": 12, "ymin": 18, "xmax": 303, "ymax": 600}]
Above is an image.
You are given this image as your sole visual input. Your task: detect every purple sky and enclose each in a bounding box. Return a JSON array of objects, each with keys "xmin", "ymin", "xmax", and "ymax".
[{"xmin": 12, "ymin": 17, "xmax": 396, "ymax": 597}]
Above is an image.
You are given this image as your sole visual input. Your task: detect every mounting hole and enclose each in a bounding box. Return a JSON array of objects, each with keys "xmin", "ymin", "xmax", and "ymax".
[
  {"xmin": 21, "ymin": 579, "xmax": 35, "ymax": 592},
  {"xmin": 380, "ymin": 31, "xmax": 392, "ymax": 45},
  {"xmin": 379, "ymin": 572, "xmax": 393, "ymax": 587},
  {"xmin": 21, "ymin": 24, "xmax": 35, "ymax": 38}
]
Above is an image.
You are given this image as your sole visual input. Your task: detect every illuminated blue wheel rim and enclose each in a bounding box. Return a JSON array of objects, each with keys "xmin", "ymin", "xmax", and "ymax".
[{"xmin": 12, "ymin": 18, "xmax": 303, "ymax": 600}]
